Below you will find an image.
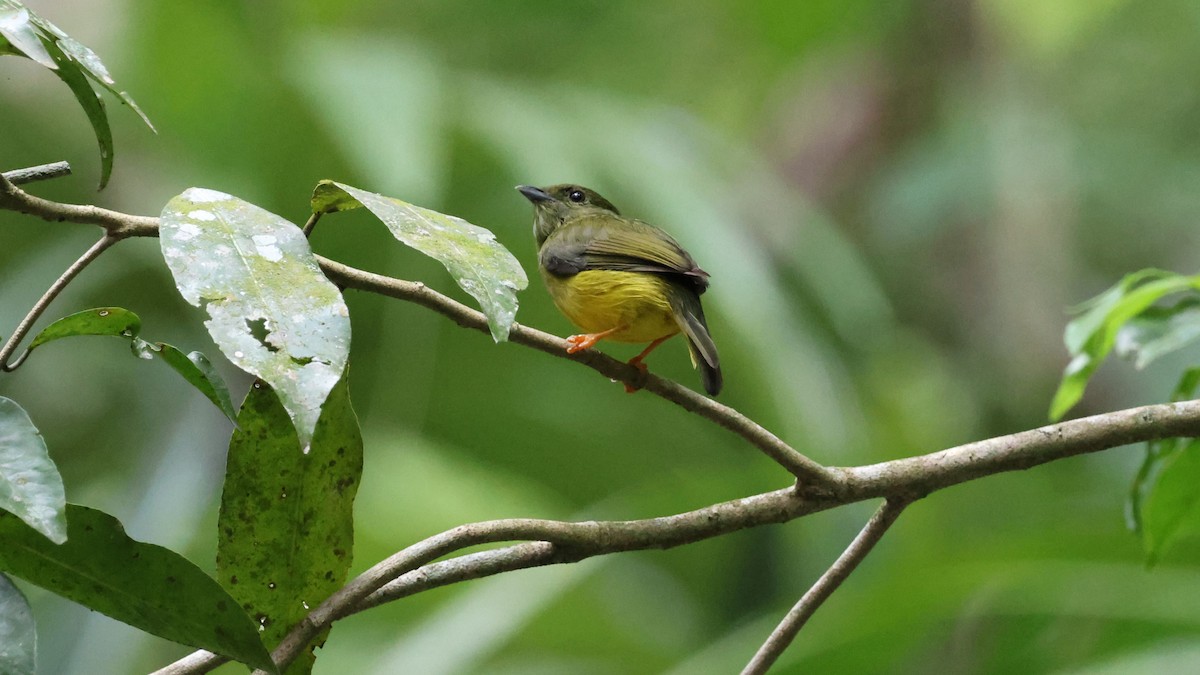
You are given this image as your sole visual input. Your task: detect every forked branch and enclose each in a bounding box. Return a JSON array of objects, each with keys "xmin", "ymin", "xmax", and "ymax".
[{"xmin": 4, "ymin": 163, "xmax": 1199, "ymax": 675}]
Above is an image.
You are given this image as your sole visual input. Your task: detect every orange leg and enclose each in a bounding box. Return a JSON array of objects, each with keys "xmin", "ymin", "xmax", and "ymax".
[
  {"xmin": 565, "ymin": 325, "xmax": 626, "ymax": 354},
  {"xmin": 624, "ymin": 334, "xmax": 674, "ymax": 393}
]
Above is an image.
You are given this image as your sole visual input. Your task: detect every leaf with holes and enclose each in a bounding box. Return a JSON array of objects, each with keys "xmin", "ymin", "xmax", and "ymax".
[
  {"xmin": 311, "ymin": 180, "xmax": 527, "ymax": 342},
  {"xmin": 0, "ymin": 504, "xmax": 275, "ymax": 671},
  {"xmin": 0, "ymin": 573, "xmax": 35, "ymax": 675},
  {"xmin": 218, "ymin": 374, "xmax": 361, "ymax": 671},
  {"xmin": 160, "ymin": 188, "xmax": 351, "ymax": 447},
  {"xmin": 0, "ymin": 397, "xmax": 65, "ymax": 545}
]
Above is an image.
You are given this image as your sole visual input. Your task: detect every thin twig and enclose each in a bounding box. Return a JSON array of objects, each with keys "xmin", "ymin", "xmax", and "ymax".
[
  {"xmin": 2, "ymin": 161, "xmax": 72, "ymax": 186},
  {"xmin": 741, "ymin": 497, "xmax": 910, "ymax": 675},
  {"xmin": 301, "ymin": 212, "xmax": 321, "ymax": 237},
  {"xmin": 0, "ymin": 234, "xmax": 119, "ymax": 371}
]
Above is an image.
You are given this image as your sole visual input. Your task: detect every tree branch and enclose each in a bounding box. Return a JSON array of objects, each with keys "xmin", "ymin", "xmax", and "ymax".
[
  {"xmin": 2, "ymin": 161, "xmax": 72, "ymax": 186},
  {"xmin": 742, "ymin": 497, "xmax": 910, "ymax": 675},
  {"xmin": 0, "ymin": 170, "xmax": 831, "ymax": 483},
  {"xmin": 5, "ymin": 166, "xmax": 1200, "ymax": 675},
  {"xmin": 0, "ymin": 234, "xmax": 119, "ymax": 371}
]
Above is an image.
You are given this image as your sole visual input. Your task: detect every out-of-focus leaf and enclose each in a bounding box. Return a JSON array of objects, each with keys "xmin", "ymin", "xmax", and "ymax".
[
  {"xmin": 1115, "ymin": 300, "xmax": 1200, "ymax": 369},
  {"xmin": 28, "ymin": 307, "xmax": 140, "ymax": 349},
  {"xmin": 26, "ymin": 308, "xmax": 237, "ymax": 422},
  {"xmin": 51, "ymin": 33, "xmax": 153, "ymax": 130},
  {"xmin": 160, "ymin": 188, "xmax": 351, "ymax": 447},
  {"xmin": 1049, "ymin": 270, "xmax": 1200, "ymax": 420},
  {"xmin": 0, "ymin": 397, "xmax": 66, "ymax": 544},
  {"xmin": 1126, "ymin": 366, "xmax": 1200, "ymax": 534},
  {"xmin": 218, "ymin": 374, "xmax": 361, "ymax": 673},
  {"xmin": 311, "ymin": 180, "xmax": 527, "ymax": 342},
  {"xmin": 1141, "ymin": 439, "xmax": 1200, "ymax": 565},
  {"xmin": 41, "ymin": 35, "xmax": 113, "ymax": 189},
  {"xmin": 0, "ymin": 0, "xmax": 153, "ymax": 187},
  {"xmin": 0, "ymin": 573, "xmax": 35, "ymax": 675},
  {"xmin": 11, "ymin": 0, "xmax": 153, "ymax": 130},
  {"xmin": 0, "ymin": 505, "xmax": 275, "ymax": 672},
  {"xmin": 0, "ymin": 5, "xmax": 53, "ymax": 67}
]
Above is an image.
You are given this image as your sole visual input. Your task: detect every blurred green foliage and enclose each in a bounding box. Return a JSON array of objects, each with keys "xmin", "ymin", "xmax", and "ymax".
[{"xmin": 3, "ymin": 0, "xmax": 1200, "ymax": 672}]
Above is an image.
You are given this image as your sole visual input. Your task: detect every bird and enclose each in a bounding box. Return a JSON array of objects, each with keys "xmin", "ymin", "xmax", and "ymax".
[{"xmin": 516, "ymin": 183, "xmax": 722, "ymax": 396}]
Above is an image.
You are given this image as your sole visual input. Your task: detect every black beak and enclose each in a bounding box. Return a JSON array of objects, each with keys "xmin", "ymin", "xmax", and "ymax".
[{"xmin": 516, "ymin": 185, "xmax": 553, "ymax": 204}]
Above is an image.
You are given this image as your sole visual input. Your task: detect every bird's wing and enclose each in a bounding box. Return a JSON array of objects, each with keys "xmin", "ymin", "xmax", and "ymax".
[{"xmin": 542, "ymin": 216, "xmax": 708, "ymax": 287}]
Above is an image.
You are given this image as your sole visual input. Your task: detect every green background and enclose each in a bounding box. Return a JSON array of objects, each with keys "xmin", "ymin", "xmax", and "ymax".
[{"xmin": 3, "ymin": 0, "xmax": 1200, "ymax": 672}]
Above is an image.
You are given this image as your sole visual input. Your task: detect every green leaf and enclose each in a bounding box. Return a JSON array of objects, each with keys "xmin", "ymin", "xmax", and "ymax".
[
  {"xmin": 160, "ymin": 188, "xmax": 351, "ymax": 448},
  {"xmin": 0, "ymin": 397, "xmax": 66, "ymax": 544},
  {"xmin": 1128, "ymin": 366, "xmax": 1200, "ymax": 538},
  {"xmin": 1115, "ymin": 301, "xmax": 1200, "ymax": 369},
  {"xmin": 0, "ymin": 504, "xmax": 276, "ymax": 672},
  {"xmin": 26, "ymin": 308, "xmax": 237, "ymax": 423},
  {"xmin": 28, "ymin": 307, "xmax": 140, "ymax": 349},
  {"xmin": 1142, "ymin": 440, "xmax": 1200, "ymax": 565},
  {"xmin": 41, "ymin": 34, "xmax": 113, "ymax": 189},
  {"xmin": 0, "ymin": 573, "xmax": 36, "ymax": 675},
  {"xmin": 311, "ymin": 180, "xmax": 528, "ymax": 342},
  {"xmin": 0, "ymin": 0, "xmax": 153, "ymax": 187},
  {"xmin": 1049, "ymin": 270, "xmax": 1200, "ymax": 420},
  {"xmin": 154, "ymin": 344, "xmax": 239, "ymax": 423},
  {"xmin": 0, "ymin": 5, "xmax": 54, "ymax": 67},
  {"xmin": 218, "ymin": 374, "xmax": 362, "ymax": 672}
]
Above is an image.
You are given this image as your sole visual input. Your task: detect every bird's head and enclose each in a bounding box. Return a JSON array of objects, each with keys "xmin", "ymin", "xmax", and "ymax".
[{"xmin": 516, "ymin": 183, "xmax": 620, "ymax": 247}]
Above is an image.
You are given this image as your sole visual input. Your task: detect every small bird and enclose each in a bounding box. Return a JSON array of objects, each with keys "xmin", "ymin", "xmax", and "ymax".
[{"xmin": 517, "ymin": 183, "xmax": 722, "ymax": 396}]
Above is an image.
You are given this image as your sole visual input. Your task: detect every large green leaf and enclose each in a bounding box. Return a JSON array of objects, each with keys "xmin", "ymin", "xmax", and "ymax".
[
  {"xmin": 0, "ymin": 573, "xmax": 35, "ymax": 675},
  {"xmin": 1050, "ymin": 270, "xmax": 1200, "ymax": 420},
  {"xmin": 218, "ymin": 374, "xmax": 362, "ymax": 673},
  {"xmin": 0, "ymin": 505, "xmax": 275, "ymax": 672},
  {"xmin": 160, "ymin": 188, "xmax": 351, "ymax": 447},
  {"xmin": 0, "ymin": 397, "xmax": 66, "ymax": 544},
  {"xmin": 311, "ymin": 180, "xmax": 528, "ymax": 342},
  {"xmin": 26, "ymin": 308, "xmax": 238, "ymax": 423}
]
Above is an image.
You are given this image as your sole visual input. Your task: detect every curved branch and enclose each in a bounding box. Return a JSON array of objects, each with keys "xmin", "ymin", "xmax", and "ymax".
[
  {"xmin": 7, "ymin": 167, "xmax": 1200, "ymax": 674},
  {"xmin": 0, "ymin": 234, "xmax": 119, "ymax": 370},
  {"xmin": 0, "ymin": 172, "xmax": 831, "ymax": 483},
  {"xmin": 742, "ymin": 498, "xmax": 910, "ymax": 674}
]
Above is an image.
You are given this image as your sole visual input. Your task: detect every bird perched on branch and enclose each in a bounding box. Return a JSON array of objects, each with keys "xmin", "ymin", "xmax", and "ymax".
[{"xmin": 517, "ymin": 183, "xmax": 722, "ymax": 396}]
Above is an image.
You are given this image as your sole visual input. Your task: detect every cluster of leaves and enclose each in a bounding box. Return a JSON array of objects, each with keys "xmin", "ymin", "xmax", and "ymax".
[
  {"xmin": 0, "ymin": 179, "xmax": 527, "ymax": 672},
  {"xmin": 0, "ymin": 8, "xmax": 532, "ymax": 669},
  {"xmin": 1051, "ymin": 269, "xmax": 1200, "ymax": 564},
  {"xmin": 0, "ymin": 0, "xmax": 153, "ymax": 188}
]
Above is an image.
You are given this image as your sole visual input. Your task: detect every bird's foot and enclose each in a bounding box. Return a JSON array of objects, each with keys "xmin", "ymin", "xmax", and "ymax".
[
  {"xmin": 624, "ymin": 359, "xmax": 649, "ymax": 393},
  {"xmin": 565, "ymin": 333, "xmax": 600, "ymax": 354}
]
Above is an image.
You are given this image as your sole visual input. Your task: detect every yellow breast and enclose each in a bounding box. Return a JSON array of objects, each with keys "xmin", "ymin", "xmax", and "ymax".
[{"xmin": 541, "ymin": 269, "xmax": 680, "ymax": 343}]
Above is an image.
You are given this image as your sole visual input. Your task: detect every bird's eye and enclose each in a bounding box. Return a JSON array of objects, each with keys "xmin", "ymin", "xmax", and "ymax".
[{"xmin": 567, "ymin": 189, "xmax": 586, "ymax": 203}]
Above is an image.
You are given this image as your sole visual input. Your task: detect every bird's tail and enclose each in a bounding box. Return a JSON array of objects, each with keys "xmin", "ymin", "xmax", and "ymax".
[{"xmin": 670, "ymin": 289, "xmax": 722, "ymax": 396}]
